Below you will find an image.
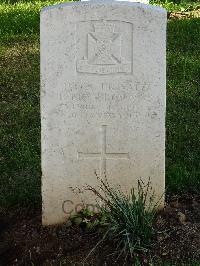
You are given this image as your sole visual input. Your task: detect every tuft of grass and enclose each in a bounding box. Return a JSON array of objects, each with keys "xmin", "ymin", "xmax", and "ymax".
[{"xmin": 86, "ymin": 176, "xmax": 158, "ymax": 261}]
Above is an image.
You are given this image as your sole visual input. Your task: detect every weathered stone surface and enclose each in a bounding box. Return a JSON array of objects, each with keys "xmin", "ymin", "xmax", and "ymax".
[{"xmin": 41, "ymin": 1, "xmax": 167, "ymax": 225}]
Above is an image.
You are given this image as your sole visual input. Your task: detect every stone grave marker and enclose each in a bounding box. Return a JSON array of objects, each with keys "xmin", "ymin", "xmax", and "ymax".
[{"xmin": 41, "ymin": 0, "xmax": 167, "ymax": 225}]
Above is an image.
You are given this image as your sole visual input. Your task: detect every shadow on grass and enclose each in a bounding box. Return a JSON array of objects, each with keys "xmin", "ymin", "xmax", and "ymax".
[
  {"xmin": 0, "ymin": 35, "xmax": 41, "ymax": 207},
  {"xmin": 166, "ymin": 18, "xmax": 200, "ymax": 194}
]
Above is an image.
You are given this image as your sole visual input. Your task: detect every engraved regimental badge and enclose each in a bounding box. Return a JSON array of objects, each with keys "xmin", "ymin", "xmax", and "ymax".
[{"xmin": 76, "ymin": 20, "xmax": 132, "ymax": 75}]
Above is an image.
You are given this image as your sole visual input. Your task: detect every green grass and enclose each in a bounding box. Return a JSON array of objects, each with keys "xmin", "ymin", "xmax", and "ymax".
[
  {"xmin": 0, "ymin": 1, "xmax": 200, "ymax": 207},
  {"xmin": 151, "ymin": 0, "xmax": 200, "ymax": 12},
  {"xmin": 0, "ymin": 0, "xmax": 67, "ymax": 38},
  {"xmin": 166, "ymin": 18, "xmax": 200, "ymax": 194},
  {"xmin": 0, "ymin": 36, "xmax": 41, "ymax": 206}
]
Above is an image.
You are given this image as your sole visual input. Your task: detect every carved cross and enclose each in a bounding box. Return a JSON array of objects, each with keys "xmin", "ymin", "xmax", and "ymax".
[{"xmin": 78, "ymin": 125, "xmax": 130, "ymax": 177}]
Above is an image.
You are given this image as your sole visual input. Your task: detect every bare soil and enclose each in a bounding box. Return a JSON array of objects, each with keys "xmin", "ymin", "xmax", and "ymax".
[{"xmin": 1, "ymin": 194, "xmax": 200, "ymax": 265}]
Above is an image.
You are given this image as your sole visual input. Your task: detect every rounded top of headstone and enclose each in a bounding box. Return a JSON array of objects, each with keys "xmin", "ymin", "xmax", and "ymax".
[
  {"xmin": 41, "ymin": 0, "xmax": 166, "ymax": 17},
  {"xmin": 81, "ymin": 0, "xmax": 149, "ymax": 3}
]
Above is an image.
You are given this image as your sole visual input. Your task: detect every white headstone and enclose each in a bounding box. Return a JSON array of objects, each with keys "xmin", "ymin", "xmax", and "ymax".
[{"xmin": 41, "ymin": 0, "xmax": 167, "ymax": 225}]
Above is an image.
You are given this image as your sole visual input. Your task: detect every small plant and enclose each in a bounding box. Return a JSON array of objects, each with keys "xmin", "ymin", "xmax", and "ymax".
[
  {"xmin": 85, "ymin": 174, "xmax": 159, "ymax": 261},
  {"xmin": 70, "ymin": 208, "xmax": 107, "ymax": 231}
]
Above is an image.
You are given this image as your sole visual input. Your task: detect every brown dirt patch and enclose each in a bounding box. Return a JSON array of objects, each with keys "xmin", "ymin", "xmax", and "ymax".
[{"xmin": 0, "ymin": 195, "xmax": 200, "ymax": 265}]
